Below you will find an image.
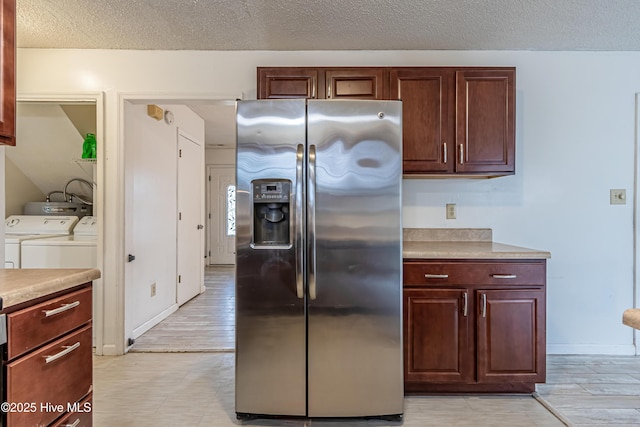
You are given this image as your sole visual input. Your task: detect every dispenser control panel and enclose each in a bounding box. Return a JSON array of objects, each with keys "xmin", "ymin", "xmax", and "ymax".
[
  {"xmin": 253, "ymin": 181, "xmax": 290, "ymax": 203},
  {"xmin": 251, "ymin": 179, "xmax": 292, "ymax": 248}
]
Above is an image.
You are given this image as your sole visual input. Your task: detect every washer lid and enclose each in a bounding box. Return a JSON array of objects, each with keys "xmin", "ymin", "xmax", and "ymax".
[{"xmin": 73, "ymin": 216, "xmax": 98, "ymax": 237}]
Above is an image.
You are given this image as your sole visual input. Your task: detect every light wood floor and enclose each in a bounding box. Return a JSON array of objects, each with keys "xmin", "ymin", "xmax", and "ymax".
[
  {"xmin": 131, "ymin": 265, "xmax": 235, "ymax": 352},
  {"xmin": 98, "ymin": 266, "xmax": 640, "ymax": 426}
]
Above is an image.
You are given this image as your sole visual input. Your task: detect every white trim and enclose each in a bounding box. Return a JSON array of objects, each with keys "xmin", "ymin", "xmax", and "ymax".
[
  {"xmin": 634, "ymin": 93, "xmax": 639, "ymax": 354},
  {"xmin": 547, "ymin": 344, "xmax": 637, "ymax": 356},
  {"xmin": 131, "ymin": 304, "xmax": 179, "ymax": 339}
]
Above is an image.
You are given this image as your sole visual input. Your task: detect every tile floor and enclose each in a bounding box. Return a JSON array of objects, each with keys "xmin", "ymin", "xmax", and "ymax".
[
  {"xmin": 98, "ymin": 267, "xmax": 640, "ymax": 426},
  {"xmin": 93, "ymin": 352, "xmax": 564, "ymax": 426}
]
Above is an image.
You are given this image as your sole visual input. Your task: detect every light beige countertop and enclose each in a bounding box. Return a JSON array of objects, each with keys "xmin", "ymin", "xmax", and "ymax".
[
  {"xmin": 0, "ymin": 268, "xmax": 100, "ymax": 311},
  {"xmin": 403, "ymin": 228, "xmax": 551, "ymax": 260}
]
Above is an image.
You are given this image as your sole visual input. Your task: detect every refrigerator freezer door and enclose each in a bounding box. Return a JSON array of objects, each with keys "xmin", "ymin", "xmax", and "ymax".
[
  {"xmin": 235, "ymin": 99, "xmax": 307, "ymax": 416},
  {"xmin": 306, "ymin": 100, "xmax": 404, "ymax": 417}
]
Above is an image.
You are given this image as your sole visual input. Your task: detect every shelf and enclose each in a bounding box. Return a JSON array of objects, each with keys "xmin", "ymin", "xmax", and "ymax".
[{"xmin": 73, "ymin": 158, "xmax": 96, "ymax": 183}]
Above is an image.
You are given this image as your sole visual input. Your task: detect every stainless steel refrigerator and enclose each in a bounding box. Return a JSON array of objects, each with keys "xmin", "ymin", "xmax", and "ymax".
[{"xmin": 235, "ymin": 99, "xmax": 403, "ymax": 420}]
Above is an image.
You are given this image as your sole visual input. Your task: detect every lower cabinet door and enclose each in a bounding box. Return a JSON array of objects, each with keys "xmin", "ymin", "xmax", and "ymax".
[
  {"xmin": 404, "ymin": 288, "xmax": 473, "ymax": 384},
  {"xmin": 50, "ymin": 393, "xmax": 92, "ymax": 427},
  {"xmin": 476, "ymin": 289, "xmax": 546, "ymax": 383},
  {"xmin": 6, "ymin": 325, "xmax": 92, "ymax": 426}
]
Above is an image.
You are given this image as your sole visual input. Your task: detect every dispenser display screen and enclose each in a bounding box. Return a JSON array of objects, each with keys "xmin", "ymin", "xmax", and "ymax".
[{"xmin": 251, "ymin": 180, "xmax": 292, "ymax": 248}]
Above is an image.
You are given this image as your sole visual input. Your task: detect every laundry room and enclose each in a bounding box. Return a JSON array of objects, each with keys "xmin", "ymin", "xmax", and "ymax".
[{"xmin": 4, "ymin": 100, "xmax": 98, "ymax": 269}]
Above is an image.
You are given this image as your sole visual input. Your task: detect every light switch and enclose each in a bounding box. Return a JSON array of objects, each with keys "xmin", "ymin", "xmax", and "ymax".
[{"xmin": 610, "ymin": 189, "xmax": 626, "ymax": 205}]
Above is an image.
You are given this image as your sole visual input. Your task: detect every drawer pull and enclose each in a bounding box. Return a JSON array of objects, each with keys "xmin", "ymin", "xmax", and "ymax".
[
  {"xmin": 481, "ymin": 293, "xmax": 487, "ymax": 318},
  {"xmin": 424, "ymin": 274, "xmax": 449, "ymax": 279},
  {"xmin": 44, "ymin": 342, "xmax": 80, "ymax": 364},
  {"xmin": 43, "ymin": 301, "xmax": 80, "ymax": 317},
  {"xmin": 462, "ymin": 292, "xmax": 468, "ymax": 317},
  {"xmin": 62, "ymin": 419, "xmax": 81, "ymax": 427},
  {"xmin": 491, "ymin": 274, "xmax": 517, "ymax": 279}
]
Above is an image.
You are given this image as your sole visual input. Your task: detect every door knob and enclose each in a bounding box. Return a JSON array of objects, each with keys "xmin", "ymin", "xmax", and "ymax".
[{"xmin": 128, "ymin": 254, "xmax": 136, "ymax": 262}]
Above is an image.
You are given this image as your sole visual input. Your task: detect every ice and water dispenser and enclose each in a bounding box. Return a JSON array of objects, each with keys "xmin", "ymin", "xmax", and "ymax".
[{"xmin": 252, "ymin": 180, "xmax": 291, "ymax": 247}]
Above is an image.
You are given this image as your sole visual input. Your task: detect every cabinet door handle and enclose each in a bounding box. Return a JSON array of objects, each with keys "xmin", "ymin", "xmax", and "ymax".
[
  {"xmin": 481, "ymin": 293, "xmax": 487, "ymax": 318},
  {"xmin": 462, "ymin": 292, "xmax": 468, "ymax": 317},
  {"xmin": 492, "ymin": 274, "xmax": 517, "ymax": 279},
  {"xmin": 62, "ymin": 419, "xmax": 81, "ymax": 427},
  {"xmin": 424, "ymin": 274, "xmax": 448, "ymax": 279},
  {"xmin": 443, "ymin": 142, "xmax": 447, "ymax": 163},
  {"xmin": 44, "ymin": 342, "xmax": 80, "ymax": 364},
  {"xmin": 43, "ymin": 301, "xmax": 80, "ymax": 318},
  {"xmin": 459, "ymin": 144, "xmax": 464, "ymax": 165}
]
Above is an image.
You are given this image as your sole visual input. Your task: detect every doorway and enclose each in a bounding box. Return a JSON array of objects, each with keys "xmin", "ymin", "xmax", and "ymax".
[
  {"xmin": 122, "ymin": 96, "xmax": 237, "ymax": 352},
  {"xmin": 9, "ymin": 93, "xmax": 105, "ymax": 352}
]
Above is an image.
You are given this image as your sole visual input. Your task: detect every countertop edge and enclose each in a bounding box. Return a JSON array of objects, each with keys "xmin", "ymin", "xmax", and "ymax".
[
  {"xmin": 402, "ymin": 240, "xmax": 551, "ymax": 260},
  {"xmin": 0, "ymin": 268, "xmax": 101, "ymax": 311}
]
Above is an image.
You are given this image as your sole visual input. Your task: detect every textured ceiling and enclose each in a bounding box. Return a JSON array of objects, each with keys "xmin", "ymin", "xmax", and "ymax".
[{"xmin": 16, "ymin": 0, "xmax": 640, "ymax": 51}]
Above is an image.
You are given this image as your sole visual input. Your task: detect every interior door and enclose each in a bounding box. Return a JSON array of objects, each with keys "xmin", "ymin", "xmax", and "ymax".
[
  {"xmin": 177, "ymin": 131, "xmax": 204, "ymax": 306},
  {"xmin": 207, "ymin": 165, "xmax": 236, "ymax": 265}
]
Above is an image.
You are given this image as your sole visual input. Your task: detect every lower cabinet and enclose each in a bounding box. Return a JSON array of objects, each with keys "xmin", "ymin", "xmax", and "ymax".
[
  {"xmin": 404, "ymin": 260, "xmax": 546, "ymax": 393},
  {"xmin": 3, "ymin": 284, "xmax": 93, "ymax": 426}
]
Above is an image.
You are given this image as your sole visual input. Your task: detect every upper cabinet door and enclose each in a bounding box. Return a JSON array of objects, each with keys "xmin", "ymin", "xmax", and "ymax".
[
  {"xmin": 390, "ymin": 68, "xmax": 453, "ymax": 173},
  {"xmin": 0, "ymin": 0, "xmax": 15, "ymax": 146},
  {"xmin": 257, "ymin": 68, "xmax": 321, "ymax": 99},
  {"xmin": 325, "ymin": 68, "xmax": 387, "ymax": 100},
  {"xmin": 455, "ymin": 69, "xmax": 515, "ymax": 175}
]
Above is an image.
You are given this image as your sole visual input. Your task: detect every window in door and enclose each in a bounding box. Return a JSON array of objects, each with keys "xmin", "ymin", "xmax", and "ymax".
[{"xmin": 227, "ymin": 184, "xmax": 236, "ymax": 236}]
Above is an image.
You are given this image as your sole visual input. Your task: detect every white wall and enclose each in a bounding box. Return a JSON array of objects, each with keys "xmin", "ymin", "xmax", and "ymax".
[
  {"xmin": 12, "ymin": 48, "xmax": 639, "ymax": 355},
  {"xmin": 5, "ymin": 103, "xmax": 93, "ymax": 215},
  {"xmin": 123, "ymin": 102, "xmax": 205, "ymax": 345},
  {"xmin": 4, "ymin": 157, "xmax": 44, "ymax": 216}
]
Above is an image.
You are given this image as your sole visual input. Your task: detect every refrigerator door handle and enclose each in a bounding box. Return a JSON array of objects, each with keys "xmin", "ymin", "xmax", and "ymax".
[
  {"xmin": 308, "ymin": 144, "xmax": 317, "ymax": 300},
  {"xmin": 295, "ymin": 143, "xmax": 305, "ymax": 299}
]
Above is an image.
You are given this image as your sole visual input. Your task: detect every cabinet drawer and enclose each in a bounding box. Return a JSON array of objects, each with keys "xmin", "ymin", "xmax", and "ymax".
[
  {"xmin": 50, "ymin": 393, "xmax": 92, "ymax": 427},
  {"xmin": 7, "ymin": 286, "xmax": 92, "ymax": 359},
  {"xmin": 6, "ymin": 325, "xmax": 92, "ymax": 427},
  {"xmin": 404, "ymin": 261, "xmax": 545, "ymax": 286}
]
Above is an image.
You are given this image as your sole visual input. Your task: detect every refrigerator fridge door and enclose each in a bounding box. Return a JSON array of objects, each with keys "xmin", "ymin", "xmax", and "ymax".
[
  {"xmin": 306, "ymin": 100, "xmax": 404, "ymax": 417},
  {"xmin": 235, "ymin": 99, "xmax": 307, "ymax": 416}
]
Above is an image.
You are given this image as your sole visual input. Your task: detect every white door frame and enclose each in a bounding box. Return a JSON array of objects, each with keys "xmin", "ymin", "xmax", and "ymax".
[
  {"xmin": 16, "ymin": 92, "xmax": 106, "ymax": 353},
  {"xmin": 633, "ymin": 93, "xmax": 639, "ymax": 354}
]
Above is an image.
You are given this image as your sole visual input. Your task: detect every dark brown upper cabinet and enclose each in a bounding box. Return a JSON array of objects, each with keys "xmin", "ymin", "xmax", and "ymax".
[
  {"xmin": 258, "ymin": 66, "xmax": 515, "ymax": 177},
  {"xmin": 0, "ymin": 0, "xmax": 15, "ymax": 146}
]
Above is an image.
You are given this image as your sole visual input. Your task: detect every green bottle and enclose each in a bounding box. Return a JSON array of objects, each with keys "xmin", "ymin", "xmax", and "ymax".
[{"xmin": 82, "ymin": 133, "xmax": 96, "ymax": 159}]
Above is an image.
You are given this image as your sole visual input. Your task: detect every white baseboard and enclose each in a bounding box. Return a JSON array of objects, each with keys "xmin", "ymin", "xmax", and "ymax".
[
  {"xmin": 99, "ymin": 344, "xmax": 120, "ymax": 356},
  {"xmin": 547, "ymin": 344, "xmax": 637, "ymax": 356},
  {"xmin": 131, "ymin": 304, "xmax": 179, "ymax": 339}
]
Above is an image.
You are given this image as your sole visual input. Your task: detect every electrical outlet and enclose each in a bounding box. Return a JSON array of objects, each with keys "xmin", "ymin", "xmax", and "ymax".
[
  {"xmin": 610, "ymin": 189, "xmax": 626, "ymax": 205},
  {"xmin": 150, "ymin": 282, "xmax": 157, "ymax": 297},
  {"xmin": 446, "ymin": 203, "xmax": 457, "ymax": 219}
]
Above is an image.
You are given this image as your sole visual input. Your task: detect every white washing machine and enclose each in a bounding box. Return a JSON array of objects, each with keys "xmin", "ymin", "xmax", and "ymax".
[
  {"xmin": 4, "ymin": 215, "xmax": 79, "ymax": 268},
  {"xmin": 21, "ymin": 216, "xmax": 98, "ymax": 268}
]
